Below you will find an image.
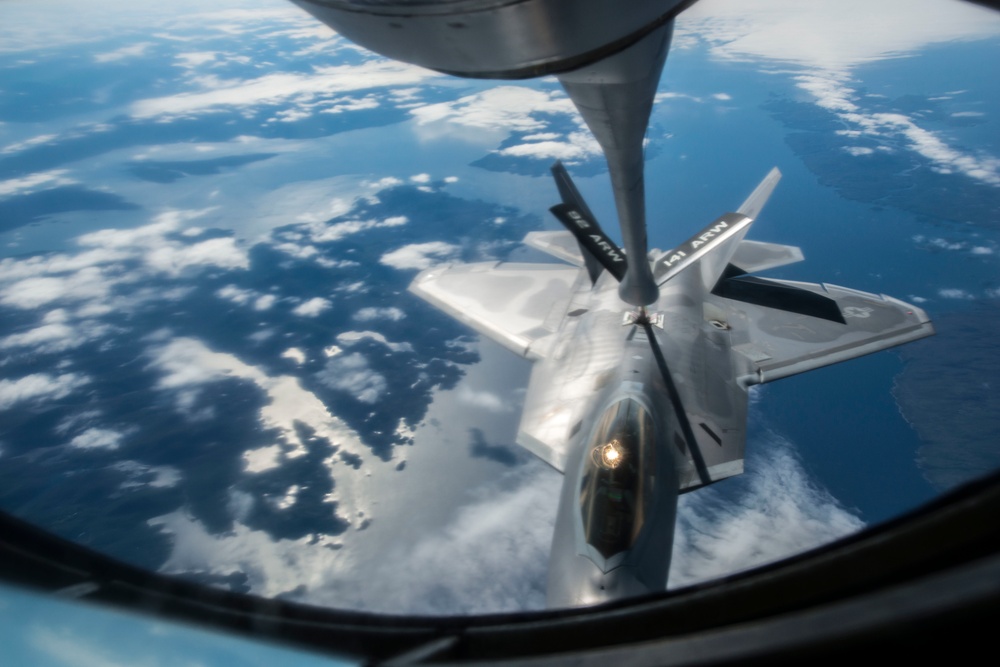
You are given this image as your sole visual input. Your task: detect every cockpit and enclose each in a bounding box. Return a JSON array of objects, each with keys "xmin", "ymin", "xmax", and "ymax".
[{"xmin": 578, "ymin": 398, "xmax": 657, "ymax": 561}]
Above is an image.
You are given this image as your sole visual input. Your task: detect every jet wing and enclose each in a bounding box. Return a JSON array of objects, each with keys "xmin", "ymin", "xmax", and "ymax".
[
  {"xmin": 651, "ymin": 322, "xmax": 751, "ymax": 492},
  {"xmin": 408, "ymin": 262, "xmax": 581, "ymax": 360},
  {"xmin": 719, "ymin": 280, "xmax": 934, "ymax": 384}
]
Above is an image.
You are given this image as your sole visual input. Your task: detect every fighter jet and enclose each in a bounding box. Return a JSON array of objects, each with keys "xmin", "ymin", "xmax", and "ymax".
[
  {"xmin": 409, "ymin": 164, "xmax": 934, "ymax": 606},
  {"xmin": 288, "ymin": 0, "xmax": 934, "ymax": 606}
]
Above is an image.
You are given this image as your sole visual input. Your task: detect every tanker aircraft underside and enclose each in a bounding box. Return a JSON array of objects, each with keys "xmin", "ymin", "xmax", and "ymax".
[{"xmin": 410, "ymin": 164, "xmax": 934, "ymax": 607}]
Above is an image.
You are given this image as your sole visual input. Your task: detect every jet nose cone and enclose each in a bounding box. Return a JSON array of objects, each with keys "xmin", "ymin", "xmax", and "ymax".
[{"xmin": 548, "ymin": 557, "xmax": 652, "ymax": 608}]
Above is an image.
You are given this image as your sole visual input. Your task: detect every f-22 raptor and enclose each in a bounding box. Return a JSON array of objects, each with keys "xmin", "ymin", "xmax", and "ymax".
[
  {"xmin": 410, "ymin": 163, "xmax": 934, "ymax": 607},
  {"xmin": 287, "ymin": 0, "xmax": 934, "ymax": 608}
]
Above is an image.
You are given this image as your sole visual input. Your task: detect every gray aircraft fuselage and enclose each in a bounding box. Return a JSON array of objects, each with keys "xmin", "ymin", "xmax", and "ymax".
[
  {"xmin": 410, "ymin": 166, "xmax": 934, "ymax": 607},
  {"xmin": 543, "ymin": 287, "xmax": 681, "ymax": 606}
]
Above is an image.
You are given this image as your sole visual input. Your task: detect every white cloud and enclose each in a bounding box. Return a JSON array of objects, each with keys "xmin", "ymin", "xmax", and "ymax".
[
  {"xmin": 0, "ymin": 169, "xmax": 76, "ymax": 196},
  {"xmin": 0, "ymin": 373, "xmax": 88, "ymax": 410},
  {"xmin": 669, "ymin": 433, "xmax": 864, "ymax": 587},
  {"xmin": 411, "ymin": 85, "xmax": 604, "ymax": 164},
  {"xmin": 330, "ymin": 465, "xmax": 558, "ymax": 613},
  {"xmin": 889, "ymin": 116, "xmax": 1000, "ymax": 185},
  {"xmin": 682, "ymin": 0, "xmax": 1000, "ymax": 72},
  {"xmin": 316, "ymin": 352, "xmax": 387, "ymax": 404},
  {"xmin": 281, "ymin": 347, "xmax": 306, "ymax": 365},
  {"xmin": 272, "ymin": 242, "xmax": 319, "ymax": 259},
  {"xmin": 0, "ymin": 323, "xmax": 74, "ymax": 350},
  {"xmin": 112, "ymin": 460, "xmax": 181, "ymax": 489},
  {"xmin": 0, "ymin": 0, "xmax": 321, "ymax": 54},
  {"xmin": 243, "ymin": 444, "xmax": 283, "ymax": 474},
  {"xmin": 145, "ymin": 236, "xmax": 249, "ymax": 275},
  {"xmin": 971, "ymin": 246, "xmax": 994, "ymax": 255},
  {"xmin": 712, "ymin": 92, "xmax": 733, "ymax": 101},
  {"xmin": 151, "ymin": 464, "xmax": 559, "ymax": 614},
  {"xmin": 380, "ymin": 242, "xmax": 459, "ymax": 270},
  {"xmin": 270, "ymin": 108, "xmax": 312, "ymax": 123},
  {"xmin": 793, "ymin": 73, "xmax": 1000, "ymax": 186},
  {"xmin": 254, "ymin": 294, "xmax": 277, "ymax": 310},
  {"xmin": 926, "ymin": 237, "xmax": 965, "ymax": 251},
  {"xmin": 0, "ymin": 134, "xmax": 58, "ymax": 156},
  {"xmin": 0, "ymin": 269, "xmax": 109, "ymax": 310},
  {"xmin": 411, "ymin": 86, "xmax": 576, "ymax": 132},
  {"xmin": 456, "ymin": 386, "xmax": 510, "ymax": 413},
  {"xmin": 497, "ymin": 131, "xmax": 601, "ymax": 163},
  {"xmin": 521, "ymin": 133, "xmax": 559, "ymax": 141},
  {"xmin": 937, "ymin": 288, "xmax": 974, "ymax": 300},
  {"xmin": 843, "ymin": 146, "xmax": 874, "ymax": 156},
  {"xmin": 150, "ymin": 507, "xmax": 351, "ymax": 601},
  {"xmin": 366, "ymin": 177, "xmax": 403, "ymax": 190},
  {"xmin": 130, "ymin": 60, "xmax": 438, "ymax": 120},
  {"xmin": 277, "ymin": 485, "xmax": 301, "ymax": 510},
  {"xmin": 216, "ymin": 284, "xmax": 255, "ymax": 305},
  {"xmin": 353, "ymin": 307, "xmax": 405, "ymax": 322},
  {"xmin": 317, "ymin": 95, "xmax": 380, "ymax": 115},
  {"xmin": 175, "ymin": 51, "xmax": 218, "ymax": 68},
  {"xmin": 410, "ymin": 173, "xmax": 431, "ymax": 183},
  {"xmin": 0, "ymin": 318, "xmax": 112, "ymax": 354},
  {"xmin": 94, "ymin": 41, "xmax": 153, "ymax": 63},
  {"xmin": 286, "ymin": 214, "xmax": 408, "ymax": 245},
  {"xmin": 69, "ymin": 427, "xmax": 126, "ymax": 451},
  {"xmin": 677, "ymin": 2, "xmax": 1000, "ymax": 187},
  {"xmin": 148, "ymin": 336, "xmax": 369, "ymax": 479},
  {"xmin": 336, "ymin": 330, "xmax": 413, "ymax": 354},
  {"xmin": 0, "ymin": 210, "xmax": 250, "ymax": 310},
  {"xmin": 292, "ymin": 297, "xmax": 331, "ymax": 317}
]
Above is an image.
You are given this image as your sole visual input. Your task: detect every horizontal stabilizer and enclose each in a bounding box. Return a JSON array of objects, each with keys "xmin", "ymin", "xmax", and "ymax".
[
  {"xmin": 652, "ymin": 212, "xmax": 752, "ymax": 285},
  {"xmin": 409, "ymin": 262, "xmax": 579, "ymax": 360},
  {"xmin": 523, "ymin": 231, "xmax": 586, "ymax": 267},
  {"xmin": 731, "ymin": 240, "xmax": 804, "ymax": 274},
  {"xmin": 655, "ymin": 167, "xmax": 784, "ymax": 290},
  {"xmin": 737, "ymin": 167, "xmax": 782, "ymax": 220}
]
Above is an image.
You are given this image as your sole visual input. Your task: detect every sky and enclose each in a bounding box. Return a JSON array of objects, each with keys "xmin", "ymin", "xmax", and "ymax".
[{"xmin": 0, "ymin": 0, "xmax": 998, "ymax": 633}]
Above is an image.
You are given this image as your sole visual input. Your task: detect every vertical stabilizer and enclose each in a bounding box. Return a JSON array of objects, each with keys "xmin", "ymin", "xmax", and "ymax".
[
  {"xmin": 737, "ymin": 167, "xmax": 782, "ymax": 220},
  {"xmin": 653, "ymin": 168, "xmax": 784, "ymax": 291},
  {"xmin": 695, "ymin": 167, "xmax": 782, "ymax": 289}
]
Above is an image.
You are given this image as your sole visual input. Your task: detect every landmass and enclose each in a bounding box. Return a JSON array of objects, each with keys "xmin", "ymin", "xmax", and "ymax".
[{"xmin": 893, "ymin": 300, "xmax": 1000, "ymax": 490}]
